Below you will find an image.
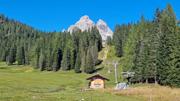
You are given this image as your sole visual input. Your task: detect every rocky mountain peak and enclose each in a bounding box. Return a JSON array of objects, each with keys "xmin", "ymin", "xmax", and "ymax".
[
  {"xmin": 74, "ymin": 15, "xmax": 95, "ymax": 32},
  {"xmin": 79, "ymin": 15, "xmax": 90, "ymax": 20},
  {"xmin": 96, "ymin": 19, "xmax": 113, "ymax": 41},
  {"xmin": 67, "ymin": 15, "xmax": 113, "ymax": 43},
  {"xmin": 97, "ymin": 19, "xmax": 107, "ymax": 25}
]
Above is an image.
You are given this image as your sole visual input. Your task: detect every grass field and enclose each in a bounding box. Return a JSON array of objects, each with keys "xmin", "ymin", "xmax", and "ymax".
[
  {"xmin": 1, "ymin": 62, "xmax": 180, "ymax": 101},
  {"xmin": 0, "ymin": 62, "xmax": 142, "ymax": 101}
]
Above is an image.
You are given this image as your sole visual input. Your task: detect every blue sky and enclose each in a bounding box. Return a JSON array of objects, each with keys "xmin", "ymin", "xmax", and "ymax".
[{"xmin": 0, "ymin": 0, "xmax": 180, "ymax": 31}]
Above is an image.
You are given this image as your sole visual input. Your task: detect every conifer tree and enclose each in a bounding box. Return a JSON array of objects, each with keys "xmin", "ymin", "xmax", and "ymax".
[
  {"xmin": 84, "ymin": 48, "xmax": 95, "ymax": 74},
  {"xmin": 61, "ymin": 47, "xmax": 71, "ymax": 71},
  {"xmin": 156, "ymin": 4, "xmax": 179, "ymax": 86},
  {"xmin": 16, "ymin": 46, "xmax": 25, "ymax": 65},
  {"xmin": 6, "ymin": 47, "xmax": 16, "ymax": 65},
  {"xmin": 74, "ymin": 52, "xmax": 81, "ymax": 73},
  {"xmin": 39, "ymin": 50, "xmax": 46, "ymax": 71}
]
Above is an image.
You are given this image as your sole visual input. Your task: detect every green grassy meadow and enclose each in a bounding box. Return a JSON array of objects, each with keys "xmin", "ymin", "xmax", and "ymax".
[{"xmin": 0, "ymin": 62, "xmax": 142, "ymax": 101}]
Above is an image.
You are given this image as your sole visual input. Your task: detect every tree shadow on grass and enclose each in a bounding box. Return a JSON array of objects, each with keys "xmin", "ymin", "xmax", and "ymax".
[{"xmin": 94, "ymin": 67, "xmax": 104, "ymax": 73}]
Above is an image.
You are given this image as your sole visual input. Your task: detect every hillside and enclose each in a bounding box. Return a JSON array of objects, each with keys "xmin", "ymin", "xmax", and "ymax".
[
  {"xmin": 0, "ymin": 62, "xmax": 142, "ymax": 101},
  {"xmin": 1, "ymin": 62, "xmax": 180, "ymax": 101},
  {"xmin": 97, "ymin": 46, "xmax": 123, "ymax": 83}
]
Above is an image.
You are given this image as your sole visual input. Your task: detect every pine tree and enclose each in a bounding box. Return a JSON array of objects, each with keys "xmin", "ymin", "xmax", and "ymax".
[
  {"xmin": 70, "ymin": 48, "xmax": 76, "ymax": 69},
  {"xmin": 156, "ymin": 4, "xmax": 180, "ymax": 86},
  {"xmin": 90, "ymin": 44, "xmax": 98, "ymax": 65},
  {"xmin": 61, "ymin": 47, "xmax": 71, "ymax": 71},
  {"xmin": 6, "ymin": 47, "xmax": 16, "ymax": 65},
  {"xmin": 107, "ymin": 36, "xmax": 112, "ymax": 46},
  {"xmin": 16, "ymin": 46, "xmax": 25, "ymax": 65},
  {"xmin": 84, "ymin": 48, "xmax": 95, "ymax": 74},
  {"xmin": 80, "ymin": 51, "xmax": 86, "ymax": 72},
  {"xmin": 39, "ymin": 50, "xmax": 46, "ymax": 71},
  {"xmin": 74, "ymin": 52, "xmax": 81, "ymax": 73},
  {"xmin": 57, "ymin": 48, "xmax": 63, "ymax": 70},
  {"xmin": 33, "ymin": 44, "xmax": 41, "ymax": 68},
  {"xmin": 113, "ymin": 32, "xmax": 123, "ymax": 57}
]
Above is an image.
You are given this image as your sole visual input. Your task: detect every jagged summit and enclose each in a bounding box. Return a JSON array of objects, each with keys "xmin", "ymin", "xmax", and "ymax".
[
  {"xmin": 97, "ymin": 19, "xmax": 107, "ymax": 25},
  {"xmin": 67, "ymin": 15, "xmax": 113, "ymax": 43},
  {"xmin": 96, "ymin": 19, "xmax": 113, "ymax": 41},
  {"xmin": 79, "ymin": 15, "xmax": 90, "ymax": 20},
  {"xmin": 68, "ymin": 15, "xmax": 95, "ymax": 33}
]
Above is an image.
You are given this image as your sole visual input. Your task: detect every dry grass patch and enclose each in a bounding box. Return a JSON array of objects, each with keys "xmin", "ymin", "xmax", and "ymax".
[{"xmin": 107, "ymin": 84, "xmax": 180, "ymax": 101}]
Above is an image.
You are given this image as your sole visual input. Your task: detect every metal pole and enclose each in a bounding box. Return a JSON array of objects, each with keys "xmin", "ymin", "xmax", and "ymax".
[{"xmin": 114, "ymin": 62, "xmax": 118, "ymax": 84}]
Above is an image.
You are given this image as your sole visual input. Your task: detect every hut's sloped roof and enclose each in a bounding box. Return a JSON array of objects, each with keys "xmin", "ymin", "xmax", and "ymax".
[{"xmin": 86, "ymin": 74, "xmax": 109, "ymax": 81}]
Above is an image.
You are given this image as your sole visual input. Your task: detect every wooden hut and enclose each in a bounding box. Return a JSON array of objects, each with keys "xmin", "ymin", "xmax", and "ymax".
[{"xmin": 86, "ymin": 74, "xmax": 109, "ymax": 89}]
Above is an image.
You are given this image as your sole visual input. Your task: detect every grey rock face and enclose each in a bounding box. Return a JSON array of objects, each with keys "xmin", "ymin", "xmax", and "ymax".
[{"xmin": 67, "ymin": 15, "xmax": 113, "ymax": 43}]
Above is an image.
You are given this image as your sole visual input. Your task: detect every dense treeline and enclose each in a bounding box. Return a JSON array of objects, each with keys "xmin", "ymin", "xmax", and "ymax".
[
  {"xmin": 0, "ymin": 14, "xmax": 42, "ymax": 65},
  {"xmin": 31, "ymin": 29, "xmax": 102, "ymax": 73},
  {"xmin": 0, "ymin": 14, "xmax": 102, "ymax": 74},
  {"xmin": 113, "ymin": 4, "xmax": 180, "ymax": 87}
]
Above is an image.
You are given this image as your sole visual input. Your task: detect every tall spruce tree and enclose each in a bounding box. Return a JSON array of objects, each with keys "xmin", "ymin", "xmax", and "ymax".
[
  {"xmin": 6, "ymin": 47, "xmax": 16, "ymax": 65},
  {"xmin": 156, "ymin": 4, "xmax": 179, "ymax": 86},
  {"xmin": 39, "ymin": 50, "xmax": 46, "ymax": 71},
  {"xmin": 61, "ymin": 47, "xmax": 71, "ymax": 71},
  {"xmin": 84, "ymin": 48, "xmax": 95, "ymax": 74},
  {"xmin": 74, "ymin": 52, "xmax": 81, "ymax": 73},
  {"xmin": 16, "ymin": 46, "xmax": 25, "ymax": 65}
]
